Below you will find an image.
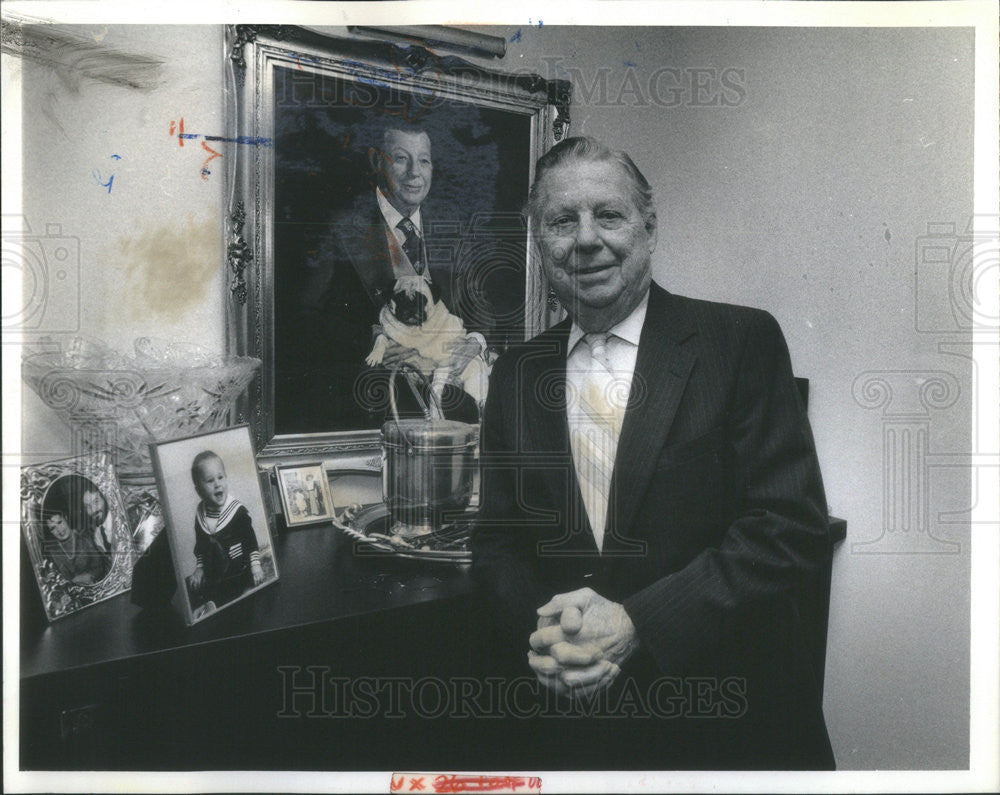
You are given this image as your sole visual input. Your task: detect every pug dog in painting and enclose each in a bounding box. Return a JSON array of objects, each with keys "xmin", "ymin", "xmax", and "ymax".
[{"xmin": 366, "ymin": 276, "xmax": 490, "ymax": 406}]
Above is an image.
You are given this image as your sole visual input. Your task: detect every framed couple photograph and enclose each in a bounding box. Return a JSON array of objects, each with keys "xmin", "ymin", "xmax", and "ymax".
[
  {"xmin": 150, "ymin": 425, "xmax": 279, "ymax": 626},
  {"xmin": 275, "ymin": 462, "xmax": 336, "ymax": 527},
  {"xmin": 20, "ymin": 452, "xmax": 136, "ymax": 622},
  {"xmin": 225, "ymin": 25, "xmax": 570, "ymax": 460}
]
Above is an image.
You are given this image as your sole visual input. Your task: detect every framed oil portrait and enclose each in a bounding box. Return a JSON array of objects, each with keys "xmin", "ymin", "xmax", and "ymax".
[
  {"xmin": 275, "ymin": 462, "xmax": 336, "ymax": 527},
  {"xmin": 149, "ymin": 425, "xmax": 279, "ymax": 626},
  {"xmin": 20, "ymin": 452, "xmax": 135, "ymax": 622},
  {"xmin": 224, "ymin": 25, "xmax": 571, "ymax": 459}
]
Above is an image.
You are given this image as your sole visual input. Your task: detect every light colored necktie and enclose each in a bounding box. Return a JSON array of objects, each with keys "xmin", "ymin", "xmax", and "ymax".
[
  {"xmin": 585, "ymin": 332, "xmax": 611, "ymax": 371},
  {"xmin": 569, "ymin": 332, "xmax": 623, "ymax": 551}
]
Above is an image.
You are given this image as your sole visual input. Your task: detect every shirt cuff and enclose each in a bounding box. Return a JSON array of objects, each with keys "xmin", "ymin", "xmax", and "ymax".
[{"xmin": 466, "ymin": 332, "xmax": 487, "ymax": 354}]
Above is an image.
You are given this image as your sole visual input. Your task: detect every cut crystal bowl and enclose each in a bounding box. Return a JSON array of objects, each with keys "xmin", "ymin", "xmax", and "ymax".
[{"xmin": 23, "ymin": 337, "xmax": 260, "ymax": 480}]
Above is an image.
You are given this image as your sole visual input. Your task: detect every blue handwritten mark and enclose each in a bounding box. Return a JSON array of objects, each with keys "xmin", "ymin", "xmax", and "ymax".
[
  {"xmin": 528, "ymin": 18, "xmax": 543, "ymax": 28},
  {"xmin": 355, "ymin": 74, "xmax": 393, "ymax": 90},
  {"xmin": 623, "ymin": 60, "xmax": 637, "ymax": 68},
  {"xmin": 342, "ymin": 58, "xmax": 410, "ymax": 80},
  {"xmin": 111, "ymin": 153, "xmax": 122, "ymax": 160},
  {"xmin": 289, "ymin": 51, "xmax": 321, "ymax": 65},
  {"xmin": 510, "ymin": 29, "xmax": 522, "ymax": 43},
  {"xmin": 177, "ymin": 133, "xmax": 273, "ymax": 147},
  {"xmin": 92, "ymin": 170, "xmax": 114, "ymax": 194},
  {"xmin": 635, "ymin": 41, "xmax": 642, "ymax": 52}
]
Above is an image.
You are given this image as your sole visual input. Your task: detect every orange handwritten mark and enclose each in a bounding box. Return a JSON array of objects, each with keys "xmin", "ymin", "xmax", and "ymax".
[
  {"xmin": 200, "ymin": 140, "xmax": 221, "ymax": 180},
  {"xmin": 169, "ymin": 117, "xmax": 185, "ymax": 147}
]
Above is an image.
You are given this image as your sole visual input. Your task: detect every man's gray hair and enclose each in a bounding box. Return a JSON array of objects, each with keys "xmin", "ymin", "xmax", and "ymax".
[{"xmin": 526, "ymin": 136, "xmax": 656, "ymax": 233}]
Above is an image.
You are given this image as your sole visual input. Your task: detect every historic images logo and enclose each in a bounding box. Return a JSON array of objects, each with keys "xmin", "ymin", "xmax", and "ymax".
[
  {"xmin": 852, "ymin": 216, "xmax": 998, "ymax": 554},
  {"xmin": 2, "ymin": 215, "xmax": 81, "ymax": 338}
]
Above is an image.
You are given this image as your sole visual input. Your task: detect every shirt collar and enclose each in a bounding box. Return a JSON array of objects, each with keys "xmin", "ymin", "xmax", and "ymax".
[
  {"xmin": 196, "ymin": 495, "xmax": 240, "ymax": 534},
  {"xmin": 567, "ymin": 289, "xmax": 650, "ymax": 356},
  {"xmin": 376, "ymin": 188, "xmax": 422, "ymax": 234}
]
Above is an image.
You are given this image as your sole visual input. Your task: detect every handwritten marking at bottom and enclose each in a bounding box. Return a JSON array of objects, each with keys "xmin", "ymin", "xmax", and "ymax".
[{"xmin": 390, "ymin": 773, "xmax": 542, "ymax": 793}]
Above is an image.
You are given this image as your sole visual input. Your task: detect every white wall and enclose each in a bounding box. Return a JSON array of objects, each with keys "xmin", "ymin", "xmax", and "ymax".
[
  {"xmin": 20, "ymin": 24, "xmax": 227, "ymax": 460},
  {"xmin": 18, "ymin": 24, "xmax": 974, "ymax": 769}
]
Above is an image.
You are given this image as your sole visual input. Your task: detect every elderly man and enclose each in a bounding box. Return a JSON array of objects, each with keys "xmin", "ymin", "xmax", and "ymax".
[
  {"xmin": 288, "ymin": 122, "xmax": 485, "ymax": 428},
  {"xmin": 472, "ymin": 137, "xmax": 835, "ymax": 769}
]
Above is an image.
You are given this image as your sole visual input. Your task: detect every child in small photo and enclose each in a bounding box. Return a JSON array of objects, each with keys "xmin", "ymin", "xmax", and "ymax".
[
  {"xmin": 290, "ymin": 487, "xmax": 309, "ymax": 519},
  {"xmin": 188, "ymin": 450, "xmax": 264, "ymax": 610}
]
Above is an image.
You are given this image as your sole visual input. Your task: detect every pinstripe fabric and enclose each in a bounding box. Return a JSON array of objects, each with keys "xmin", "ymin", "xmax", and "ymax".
[{"xmin": 472, "ymin": 282, "xmax": 835, "ymax": 768}]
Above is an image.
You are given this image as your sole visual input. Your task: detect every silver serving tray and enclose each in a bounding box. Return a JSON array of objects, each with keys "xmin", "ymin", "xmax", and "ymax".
[{"xmin": 332, "ymin": 503, "xmax": 473, "ymax": 564}]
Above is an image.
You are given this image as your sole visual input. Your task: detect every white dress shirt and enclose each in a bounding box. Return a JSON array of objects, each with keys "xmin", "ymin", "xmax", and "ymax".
[
  {"xmin": 566, "ymin": 291, "xmax": 649, "ymax": 551},
  {"xmin": 376, "ymin": 188, "xmax": 427, "ymax": 281}
]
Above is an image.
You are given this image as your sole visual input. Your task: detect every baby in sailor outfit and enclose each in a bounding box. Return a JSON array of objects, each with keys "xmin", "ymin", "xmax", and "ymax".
[
  {"xmin": 365, "ymin": 276, "xmax": 490, "ymax": 406},
  {"xmin": 188, "ymin": 450, "xmax": 264, "ymax": 610}
]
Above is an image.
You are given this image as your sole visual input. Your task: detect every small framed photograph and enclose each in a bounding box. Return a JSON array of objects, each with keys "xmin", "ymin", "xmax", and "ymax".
[
  {"xmin": 20, "ymin": 452, "xmax": 136, "ymax": 621},
  {"xmin": 149, "ymin": 425, "xmax": 278, "ymax": 626},
  {"xmin": 275, "ymin": 462, "xmax": 336, "ymax": 527}
]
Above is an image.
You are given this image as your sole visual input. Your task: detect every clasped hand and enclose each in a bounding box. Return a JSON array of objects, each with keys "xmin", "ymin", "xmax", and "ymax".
[{"xmin": 527, "ymin": 587, "xmax": 638, "ymax": 699}]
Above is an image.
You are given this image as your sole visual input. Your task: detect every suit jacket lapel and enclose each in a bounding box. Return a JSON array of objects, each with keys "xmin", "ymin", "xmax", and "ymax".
[
  {"xmin": 605, "ymin": 284, "xmax": 697, "ymax": 547},
  {"xmin": 338, "ymin": 196, "xmax": 396, "ymax": 305},
  {"xmin": 521, "ymin": 319, "xmax": 600, "ymax": 554}
]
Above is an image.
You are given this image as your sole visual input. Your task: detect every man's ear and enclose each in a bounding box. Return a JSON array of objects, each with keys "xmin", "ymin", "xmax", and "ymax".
[{"xmin": 367, "ymin": 146, "xmax": 380, "ymax": 173}]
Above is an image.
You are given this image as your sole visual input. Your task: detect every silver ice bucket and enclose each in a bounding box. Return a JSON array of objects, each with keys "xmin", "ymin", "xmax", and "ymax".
[{"xmin": 381, "ymin": 365, "xmax": 479, "ymax": 536}]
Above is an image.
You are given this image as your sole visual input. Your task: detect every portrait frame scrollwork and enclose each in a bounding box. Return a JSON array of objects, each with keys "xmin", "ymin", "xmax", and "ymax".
[{"xmin": 224, "ymin": 24, "xmax": 570, "ymax": 462}]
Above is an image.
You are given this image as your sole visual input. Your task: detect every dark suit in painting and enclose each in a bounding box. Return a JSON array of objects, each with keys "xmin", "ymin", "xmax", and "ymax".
[
  {"xmin": 286, "ymin": 192, "xmax": 481, "ymax": 431},
  {"xmin": 472, "ymin": 282, "xmax": 835, "ymax": 769},
  {"xmin": 280, "ymin": 193, "xmax": 385, "ymax": 432}
]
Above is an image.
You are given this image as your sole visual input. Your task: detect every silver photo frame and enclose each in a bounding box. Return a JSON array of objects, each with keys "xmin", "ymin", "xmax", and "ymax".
[{"xmin": 20, "ymin": 452, "xmax": 136, "ymax": 622}]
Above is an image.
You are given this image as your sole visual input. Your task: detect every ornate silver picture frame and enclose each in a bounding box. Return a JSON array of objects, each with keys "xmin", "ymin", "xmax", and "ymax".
[
  {"xmin": 224, "ymin": 25, "xmax": 570, "ymax": 461},
  {"xmin": 20, "ymin": 452, "xmax": 135, "ymax": 622}
]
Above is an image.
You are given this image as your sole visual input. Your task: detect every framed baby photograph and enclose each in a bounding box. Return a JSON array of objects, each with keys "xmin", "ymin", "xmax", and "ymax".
[
  {"xmin": 149, "ymin": 425, "xmax": 279, "ymax": 626},
  {"xmin": 275, "ymin": 462, "xmax": 336, "ymax": 528},
  {"xmin": 20, "ymin": 452, "xmax": 136, "ymax": 622}
]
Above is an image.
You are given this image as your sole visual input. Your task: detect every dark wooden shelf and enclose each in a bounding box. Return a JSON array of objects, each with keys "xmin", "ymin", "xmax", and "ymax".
[{"xmin": 21, "ymin": 525, "xmax": 475, "ymax": 681}]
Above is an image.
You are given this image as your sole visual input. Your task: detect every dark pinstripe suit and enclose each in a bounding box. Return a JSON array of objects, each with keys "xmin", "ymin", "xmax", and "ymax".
[{"xmin": 472, "ymin": 281, "xmax": 835, "ymax": 768}]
